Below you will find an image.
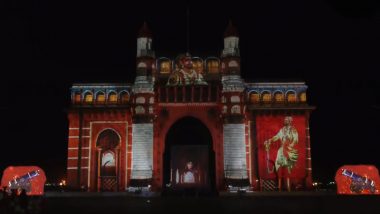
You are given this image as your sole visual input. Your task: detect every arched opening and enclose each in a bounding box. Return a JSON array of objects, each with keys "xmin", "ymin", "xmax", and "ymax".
[
  {"xmin": 120, "ymin": 91, "xmax": 129, "ymax": 104},
  {"xmin": 163, "ymin": 117, "xmax": 216, "ymax": 194},
  {"xmin": 108, "ymin": 92, "xmax": 118, "ymax": 104},
  {"xmin": 286, "ymin": 91, "xmax": 297, "ymax": 103},
  {"xmin": 84, "ymin": 92, "xmax": 93, "ymax": 104},
  {"xmin": 274, "ymin": 91, "xmax": 284, "ymax": 103},
  {"xmin": 299, "ymin": 92, "xmax": 307, "ymax": 103},
  {"xmin": 96, "ymin": 92, "xmax": 105, "ymax": 104},
  {"xmin": 261, "ymin": 91, "xmax": 272, "ymax": 104},
  {"xmin": 96, "ymin": 129, "xmax": 120, "ymax": 191},
  {"xmin": 73, "ymin": 92, "xmax": 81, "ymax": 104},
  {"xmin": 249, "ymin": 91, "xmax": 259, "ymax": 104}
]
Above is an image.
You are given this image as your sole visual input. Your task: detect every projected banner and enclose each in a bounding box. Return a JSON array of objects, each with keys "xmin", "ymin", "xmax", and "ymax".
[
  {"xmin": 256, "ymin": 115, "xmax": 306, "ymax": 179},
  {"xmin": 171, "ymin": 145, "xmax": 209, "ymax": 188}
]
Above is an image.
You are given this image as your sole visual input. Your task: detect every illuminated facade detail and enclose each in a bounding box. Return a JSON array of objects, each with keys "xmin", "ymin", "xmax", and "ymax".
[
  {"xmin": 286, "ymin": 91, "xmax": 297, "ymax": 103},
  {"xmin": 262, "ymin": 91, "xmax": 272, "ymax": 104},
  {"xmin": 84, "ymin": 92, "xmax": 93, "ymax": 104},
  {"xmin": 300, "ymin": 92, "xmax": 307, "ymax": 103},
  {"xmin": 274, "ymin": 91, "xmax": 284, "ymax": 103},
  {"xmin": 67, "ymin": 22, "xmax": 315, "ymax": 192}
]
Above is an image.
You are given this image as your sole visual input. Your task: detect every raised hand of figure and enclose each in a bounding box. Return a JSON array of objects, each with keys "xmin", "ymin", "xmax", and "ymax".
[{"xmin": 264, "ymin": 140, "xmax": 270, "ymax": 151}]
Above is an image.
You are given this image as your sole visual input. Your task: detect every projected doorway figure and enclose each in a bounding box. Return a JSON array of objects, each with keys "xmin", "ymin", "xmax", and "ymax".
[
  {"xmin": 171, "ymin": 145, "xmax": 209, "ymax": 188},
  {"xmin": 163, "ymin": 117, "xmax": 215, "ymax": 190}
]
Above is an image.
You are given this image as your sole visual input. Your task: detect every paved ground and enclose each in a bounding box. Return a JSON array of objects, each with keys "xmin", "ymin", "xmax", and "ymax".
[{"xmin": 3, "ymin": 192, "xmax": 380, "ymax": 214}]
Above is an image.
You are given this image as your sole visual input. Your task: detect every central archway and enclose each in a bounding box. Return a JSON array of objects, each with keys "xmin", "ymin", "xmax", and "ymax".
[{"xmin": 163, "ymin": 117, "xmax": 216, "ymax": 192}]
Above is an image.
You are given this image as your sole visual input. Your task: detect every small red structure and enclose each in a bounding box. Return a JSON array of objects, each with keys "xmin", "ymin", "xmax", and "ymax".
[
  {"xmin": 1, "ymin": 166, "xmax": 46, "ymax": 196},
  {"xmin": 335, "ymin": 165, "xmax": 380, "ymax": 194}
]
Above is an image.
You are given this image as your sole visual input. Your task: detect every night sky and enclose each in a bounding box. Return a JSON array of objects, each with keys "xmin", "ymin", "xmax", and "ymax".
[{"xmin": 3, "ymin": 0, "xmax": 380, "ymax": 183}]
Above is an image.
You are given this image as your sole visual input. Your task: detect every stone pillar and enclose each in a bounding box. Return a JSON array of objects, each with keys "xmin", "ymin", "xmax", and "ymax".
[
  {"xmin": 131, "ymin": 123, "xmax": 153, "ymax": 179},
  {"xmin": 223, "ymin": 121, "xmax": 248, "ymax": 180}
]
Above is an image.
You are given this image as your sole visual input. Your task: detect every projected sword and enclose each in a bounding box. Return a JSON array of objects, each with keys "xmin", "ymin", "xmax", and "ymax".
[{"xmin": 265, "ymin": 141, "xmax": 274, "ymax": 174}]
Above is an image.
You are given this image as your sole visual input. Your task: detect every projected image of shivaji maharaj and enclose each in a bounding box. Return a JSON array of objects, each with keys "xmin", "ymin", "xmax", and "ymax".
[{"xmin": 66, "ymin": 21, "xmax": 315, "ymax": 192}]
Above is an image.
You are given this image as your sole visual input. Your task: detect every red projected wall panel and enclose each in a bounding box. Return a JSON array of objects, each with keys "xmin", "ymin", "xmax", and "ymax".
[{"xmin": 256, "ymin": 115, "xmax": 306, "ymax": 179}]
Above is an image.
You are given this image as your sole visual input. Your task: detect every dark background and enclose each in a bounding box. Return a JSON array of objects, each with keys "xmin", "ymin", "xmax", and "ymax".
[{"xmin": 2, "ymin": 0, "xmax": 380, "ymax": 183}]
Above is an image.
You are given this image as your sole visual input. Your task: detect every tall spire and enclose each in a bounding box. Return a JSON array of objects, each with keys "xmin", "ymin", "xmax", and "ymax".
[
  {"xmin": 222, "ymin": 20, "xmax": 240, "ymax": 58},
  {"xmin": 224, "ymin": 19, "xmax": 239, "ymax": 38},
  {"xmin": 136, "ymin": 21, "xmax": 154, "ymax": 58},
  {"xmin": 138, "ymin": 21, "xmax": 152, "ymax": 38}
]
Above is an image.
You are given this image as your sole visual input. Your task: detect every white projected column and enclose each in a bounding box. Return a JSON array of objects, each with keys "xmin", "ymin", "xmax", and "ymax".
[
  {"xmin": 131, "ymin": 123, "xmax": 153, "ymax": 179},
  {"xmin": 223, "ymin": 124, "xmax": 248, "ymax": 179}
]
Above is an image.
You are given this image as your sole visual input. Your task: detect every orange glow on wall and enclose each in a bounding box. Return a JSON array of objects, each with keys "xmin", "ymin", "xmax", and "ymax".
[
  {"xmin": 160, "ymin": 61, "xmax": 171, "ymax": 73},
  {"xmin": 274, "ymin": 92, "xmax": 284, "ymax": 103},
  {"xmin": 192, "ymin": 60, "xmax": 203, "ymax": 74},
  {"xmin": 74, "ymin": 93, "xmax": 81, "ymax": 103},
  {"xmin": 84, "ymin": 93, "xmax": 93, "ymax": 103},
  {"xmin": 207, "ymin": 60, "xmax": 219, "ymax": 73},
  {"xmin": 300, "ymin": 92, "xmax": 307, "ymax": 102},
  {"xmin": 249, "ymin": 92, "xmax": 259, "ymax": 104},
  {"xmin": 262, "ymin": 92, "xmax": 272, "ymax": 103},
  {"xmin": 120, "ymin": 92, "xmax": 129, "ymax": 103},
  {"xmin": 287, "ymin": 92, "xmax": 296, "ymax": 103},
  {"xmin": 96, "ymin": 93, "xmax": 106, "ymax": 103},
  {"xmin": 108, "ymin": 92, "xmax": 118, "ymax": 103}
]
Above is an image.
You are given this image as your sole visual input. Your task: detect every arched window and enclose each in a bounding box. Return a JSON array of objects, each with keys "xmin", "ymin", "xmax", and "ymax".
[
  {"xmin": 96, "ymin": 92, "xmax": 105, "ymax": 104},
  {"xmin": 160, "ymin": 60, "xmax": 171, "ymax": 74},
  {"xmin": 249, "ymin": 91, "xmax": 260, "ymax": 104},
  {"xmin": 120, "ymin": 91, "xmax": 129, "ymax": 104},
  {"xmin": 274, "ymin": 91, "xmax": 284, "ymax": 103},
  {"xmin": 300, "ymin": 92, "xmax": 307, "ymax": 103},
  {"xmin": 231, "ymin": 95, "xmax": 240, "ymax": 103},
  {"xmin": 207, "ymin": 59, "xmax": 219, "ymax": 74},
  {"xmin": 137, "ymin": 62, "xmax": 147, "ymax": 68},
  {"xmin": 192, "ymin": 58, "xmax": 203, "ymax": 74},
  {"xmin": 228, "ymin": 60, "xmax": 239, "ymax": 67},
  {"xmin": 97, "ymin": 129, "xmax": 120, "ymax": 150},
  {"xmin": 135, "ymin": 106, "xmax": 145, "ymax": 114},
  {"xmin": 261, "ymin": 92, "xmax": 272, "ymax": 104},
  {"xmin": 108, "ymin": 92, "xmax": 118, "ymax": 103},
  {"xmin": 136, "ymin": 97, "xmax": 146, "ymax": 104},
  {"xmin": 84, "ymin": 92, "xmax": 93, "ymax": 104},
  {"xmin": 222, "ymin": 105, "xmax": 227, "ymax": 113},
  {"xmin": 74, "ymin": 92, "xmax": 81, "ymax": 104},
  {"xmin": 287, "ymin": 91, "xmax": 297, "ymax": 103},
  {"xmin": 231, "ymin": 105, "xmax": 241, "ymax": 114}
]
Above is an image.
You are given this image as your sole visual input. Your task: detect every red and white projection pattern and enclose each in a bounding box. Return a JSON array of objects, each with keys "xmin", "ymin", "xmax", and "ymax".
[{"xmin": 256, "ymin": 115, "xmax": 306, "ymax": 179}]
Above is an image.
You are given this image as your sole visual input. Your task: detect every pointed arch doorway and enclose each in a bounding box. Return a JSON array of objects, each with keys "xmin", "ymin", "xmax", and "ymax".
[{"xmin": 95, "ymin": 129, "xmax": 121, "ymax": 191}]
